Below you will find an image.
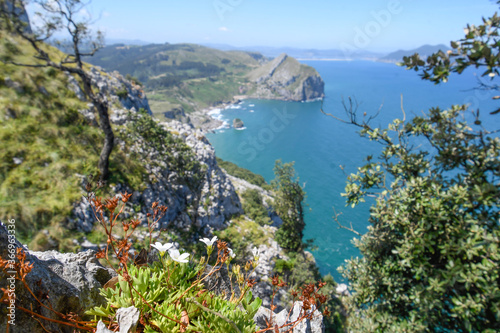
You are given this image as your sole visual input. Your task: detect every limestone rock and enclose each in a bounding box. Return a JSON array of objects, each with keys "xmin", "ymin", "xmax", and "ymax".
[
  {"xmin": 253, "ymin": 301, "xmax": 325, "ymax": 333},
  {"xmin": 249, "ymin": 235, "xmax": 289, "ymax": 311},
  {"xmin": 69, "ymin": 120, "xmax": 243, "ymax": 233},
  {"xmin": 116, "ymin": 306, "xmax": 140, "ymax": 333},
  {"xmin": 96, "ymin": 320, "xmax": 114, "ymax": 333},
  {"xmin": 0, "ymin": 223, "xmax": 115, "ymax": 333},
  {"xmin": 66, "ymin": 64, "xmax": 243, "ymax": 234},
  {"xmin": 248, "ymin": 53, "xmax": 324, "ymax": 102}
]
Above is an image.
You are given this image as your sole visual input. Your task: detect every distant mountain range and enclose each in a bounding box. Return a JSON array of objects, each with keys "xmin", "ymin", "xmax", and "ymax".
[
  {"xmin": 378, "ymin": 44, "xmax": 451, "ymax": 63},
  {"xmin": 101, "ymin": 39, "xmax": 451, "ymax": 63},
  {"xmin": 202, "ymin": 43, "xmax": 382, "ymax": 60}
]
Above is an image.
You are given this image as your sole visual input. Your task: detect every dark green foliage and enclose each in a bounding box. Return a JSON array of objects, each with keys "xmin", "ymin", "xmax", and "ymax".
[
  {"xmin": 216, "ymin": 157, "xmax": 271, "ymax": 190},
  {"xmin": 241, "ymin": 189, "xmax": 270, "ymax": 226},
  {"xmin": 278, "ymin": 252, "xmax": 320, "ymax": 286},
  {"xmin": 147, "ymin": 75, "xmax": 183, "ymax": 89},
  {"xmin": 125, "ymin": 109, "xmax": 205, "ymax": 185},
  {"xmin": 272, "ymin": 160, "xmax": 305, "ymax": 252},
  {"xmin": 340, "ymin": 14, "xmax": 500, "ymax": 328},
  {"xmin": 274, "ymin": 258, "xmax": 295, "ymax": 274},
  {"xmin": 115, "ymin": 85, "xmax": 128, "ymax": 99}
]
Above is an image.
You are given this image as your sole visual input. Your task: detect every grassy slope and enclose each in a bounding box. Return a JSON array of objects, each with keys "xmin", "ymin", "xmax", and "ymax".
[
  {"xmin": 0, "ymin": 33, "xmax": 147, "ymax": 249},
  {"xmin": 87, "ymin": 43, "xmax": 263, "ymax": 116}
]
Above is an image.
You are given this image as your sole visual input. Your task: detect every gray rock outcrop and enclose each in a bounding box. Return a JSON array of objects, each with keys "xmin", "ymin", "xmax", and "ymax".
[
  {"xmin": 248, "ymin": 54, "xmax": 324, "ymax": 102},
  {"xmin": 254, "ymin": 301, "xmax": 325, "ymax": 332},
  {"xmin": 250, "ymin": 236, "xmax": 289, "ymax": 310},
  {"xmin": 2, "ymin": 0, "xmax": 32, "ymax": 33},
  {"xmin": 0, "ymin": 223, "xmax": 114, "ymax": 333},
  {"xmin": 95, "ymin": 306, "xmax": 140, "ymax": 333},
  {"xmin": 67, "ymin": 67, "xmax": 243, "ymax": 234}
]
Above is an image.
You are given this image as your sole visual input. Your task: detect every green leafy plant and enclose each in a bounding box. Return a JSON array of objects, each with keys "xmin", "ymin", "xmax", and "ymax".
[
  {"xmin": 328, "ymin": 23, "xmax": 500, "ymax": 331},
  {"xmin": 81, "ymin": 180, "xmax": 332, "ymax": 332},
  {"xmin": 80, "ymin": 180, "xmax": 262, "ymax": 332}
]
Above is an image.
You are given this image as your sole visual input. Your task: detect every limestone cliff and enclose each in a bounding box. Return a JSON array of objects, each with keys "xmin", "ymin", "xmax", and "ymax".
[
  {"xmin": 248, "ymin": 53, "xmax": 324, "ymax": 102},
  {"xmin": 68, "ymin": 69, "xmax": 243, "ymax": 234}
]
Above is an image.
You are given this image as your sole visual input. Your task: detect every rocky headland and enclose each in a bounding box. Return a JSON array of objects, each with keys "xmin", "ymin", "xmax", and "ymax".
[{"xmin": 247, "ymin": 53, "xmax": 325, "ymax": 102}]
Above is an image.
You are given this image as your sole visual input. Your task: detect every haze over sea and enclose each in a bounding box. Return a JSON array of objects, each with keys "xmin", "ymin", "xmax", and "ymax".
[{"xmin": 206, "ymin": 60, "xmax": 499, "ymax": 282}]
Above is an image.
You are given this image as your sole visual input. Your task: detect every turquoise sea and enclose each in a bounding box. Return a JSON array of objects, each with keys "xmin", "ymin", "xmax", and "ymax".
[{"xmin": 206, "ymin": 60, "xmax": 499, "ymax": 282}]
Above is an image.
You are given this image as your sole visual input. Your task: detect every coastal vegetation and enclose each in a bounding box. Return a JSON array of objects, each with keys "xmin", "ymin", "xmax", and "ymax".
[{"xmin": 335, "ymin": 7, "xmax": 500, "ymax": 332}]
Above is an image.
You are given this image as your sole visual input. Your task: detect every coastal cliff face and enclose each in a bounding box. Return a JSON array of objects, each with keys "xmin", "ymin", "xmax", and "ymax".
[
  {"xmin": 68, "ymin": 69, "xmax": 243, "ymax": 234},
  {"xmin": 248, "ymin": 53, "xmax": 325, "ymax": 102}
]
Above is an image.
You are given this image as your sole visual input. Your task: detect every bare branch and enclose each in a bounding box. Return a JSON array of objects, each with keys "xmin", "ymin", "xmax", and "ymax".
[{"xmin": 332, "ymin": 207, "xmax": 361, "ymax": 236}]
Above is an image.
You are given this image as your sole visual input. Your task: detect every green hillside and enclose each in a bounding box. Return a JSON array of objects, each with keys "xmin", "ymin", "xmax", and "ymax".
[
  {"xmin": 87, "ymin": 43, "xmax": 266, "ymax": 116},
  {"xmin": 0, "ymin": 33, "xmax": 196, "ymax": 250},
  {"xmin": 87, "ymin": 43, "xmax": 324, "ymax": 119}
]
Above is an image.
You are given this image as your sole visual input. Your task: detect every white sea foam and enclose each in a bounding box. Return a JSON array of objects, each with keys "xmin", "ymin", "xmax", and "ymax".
[
  {"xmin": 208, "ymin": 108, "xmax": 222, "ymax": 116},
  {"xmin": 249, "ymin": 104, "xmax": 255, "ymax": 107},
  {"xmin": 214, "ymin": 121, "xmax": 230, "ymax": 131},
  {"xmin": 249, "ymin": 110, "xmax": 255, "ymax": 113},
  {"xmin": 234, "ymin": 126, "xmax": 247, "ymax": 130}
]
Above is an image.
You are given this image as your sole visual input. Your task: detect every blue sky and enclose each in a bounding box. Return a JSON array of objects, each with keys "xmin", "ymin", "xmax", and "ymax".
[{"xmin": 27, "ymin": 0, "xmax": 499, "ymax": 52}]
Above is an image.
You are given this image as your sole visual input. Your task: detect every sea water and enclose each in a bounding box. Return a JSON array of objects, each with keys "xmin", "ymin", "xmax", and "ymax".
[{"xmin": 206, "ymin": 60, "xmax": 499, "ymax": 282}]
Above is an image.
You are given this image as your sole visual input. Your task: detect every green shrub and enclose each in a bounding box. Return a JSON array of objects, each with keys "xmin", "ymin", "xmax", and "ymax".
[
  {"xmin": 216, "ymin": 157, "xmax": 271, "ymax": 190},
  {"xmin": 241, "ymin": 189, "xmax": 270, "ymax": 226}
]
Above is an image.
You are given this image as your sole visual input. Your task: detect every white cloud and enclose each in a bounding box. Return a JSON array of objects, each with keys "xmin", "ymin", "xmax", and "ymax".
[{"xmin": 218, "ymin": 26, "xmax": 229, "ymax": 32}]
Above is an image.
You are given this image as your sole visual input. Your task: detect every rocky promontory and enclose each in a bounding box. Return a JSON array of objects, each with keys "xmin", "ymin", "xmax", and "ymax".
[{"xmin": 247, "ymin": 53, "xmax": 325, "ymax": 102}]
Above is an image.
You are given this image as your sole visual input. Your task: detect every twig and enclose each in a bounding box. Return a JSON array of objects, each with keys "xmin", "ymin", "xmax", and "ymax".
[{"xmin": 332, "ymin": 207, "xmax": 362, "ymax": 236}]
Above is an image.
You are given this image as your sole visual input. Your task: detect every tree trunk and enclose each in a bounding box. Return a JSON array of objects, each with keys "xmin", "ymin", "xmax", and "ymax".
[{"xmin": 95, "ymin": 101, "xmax": 114, "ymax": 182}]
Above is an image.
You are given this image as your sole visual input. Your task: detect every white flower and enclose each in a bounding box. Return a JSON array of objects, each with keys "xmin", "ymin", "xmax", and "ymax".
[
  {"xmin": 252, "ymin": 247, "xmax": 259, "ymax": 258},
  {"xmin": 489, "ymin": 72, "xmax": 496, "ymax": 78},
  {"xmin": 200, "ymin": 236, "xmax": 218, "ymax": 247},
  {"xmin": 169, "ymin": 249, "xmax": 190, "ymax": 263},
  {"xmin": 227, "ymin": 248, "xmax": 236, "ymax": 258},
  {"xmin": 151, "ymin": 242, "xmax": 174, "ymax": 255}
]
